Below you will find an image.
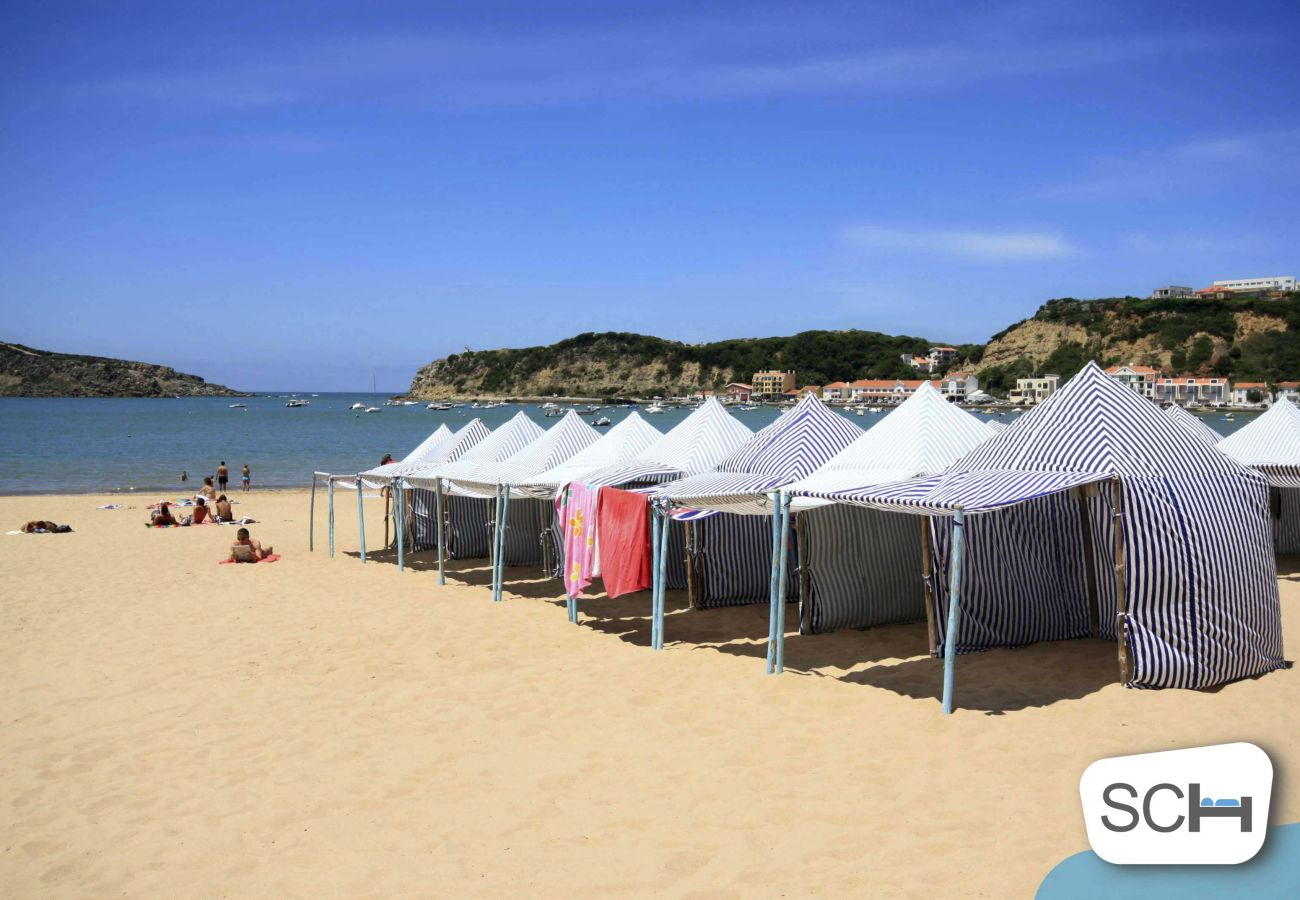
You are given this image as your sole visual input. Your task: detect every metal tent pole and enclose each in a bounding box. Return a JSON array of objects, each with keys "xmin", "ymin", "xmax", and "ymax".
[
  {"xmin": 774, "ymin": 492, "xmax": 793, "ymax": 674},
  {"xmin": 309, "ymin": 473, "xmax": 317, "ymax": 552},
  {"xmin": 650, "ymin": 503, "xmax": 662, "ymax": 646},
  {"xmin": 654, "ymin": 502, "xmax": 670, "ymax": 650},
  {"xmin": 766, "ymin": 492, "xmax": 783, "ymax": 674},
  {"xmin": 435, "ymin": 478, "xmax": 446, "ymax": 585},
  {"xmin": 327, "ymin": 478, "xmax": 335, "ymax": 558},
  {"xmin": 496, "ymin": 485, "xmax": 511, "ymax": 601},
  {"xmin": 941, "ymin": 508, "xmax": 966, "ymax": 715},
  {"xmin": 356, "ymin": 479, "xmax": 367, "ymax": 563},
  {"xmin": 396, "ymin": 479, "xmax": 406, "ymax": 572}
]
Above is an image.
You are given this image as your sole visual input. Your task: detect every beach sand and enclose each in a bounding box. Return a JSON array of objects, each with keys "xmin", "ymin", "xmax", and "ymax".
[{"xmin": 1, "ymin": 489, "xmax": 1296, "ymax": 898}]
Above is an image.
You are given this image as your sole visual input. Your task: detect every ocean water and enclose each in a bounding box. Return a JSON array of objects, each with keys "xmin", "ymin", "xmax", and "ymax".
[{"xmin": 0, "ymin": 394, "xmax": 1258, "ymax": 495}]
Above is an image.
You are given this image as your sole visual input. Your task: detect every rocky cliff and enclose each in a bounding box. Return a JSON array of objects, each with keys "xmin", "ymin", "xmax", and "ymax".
[{"xmin": 0, "ymin": 342, "xmax": 250, "ymax": 397}]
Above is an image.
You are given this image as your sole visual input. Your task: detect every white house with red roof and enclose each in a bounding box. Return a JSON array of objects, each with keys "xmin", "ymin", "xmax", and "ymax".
[
  {"xmin": 1231, "ymin": 381, "xmax": 1270, "ymax": 406},
  {"xmin": 1153, "ymin": 374, "xmax": 1230, "ymax": 406},
  {"xmin": 1104, "ymin": 364, "xmax": 1159, "ymax": 398}
]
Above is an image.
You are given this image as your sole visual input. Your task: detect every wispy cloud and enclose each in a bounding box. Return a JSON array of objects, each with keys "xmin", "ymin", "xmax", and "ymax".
[
  {"xmin": 842, "ymin": 224, "xmax": 1077, "ymax": 261},
  {"xmin": 1033, "ymin": 129, "xmax": 1300, "ymax": 200}
]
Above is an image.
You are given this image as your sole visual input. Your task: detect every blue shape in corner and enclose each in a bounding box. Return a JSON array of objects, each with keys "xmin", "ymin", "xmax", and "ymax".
[{"xmin": 1037, "ymin": 822, "xmax": 1300, "ymax": 900}]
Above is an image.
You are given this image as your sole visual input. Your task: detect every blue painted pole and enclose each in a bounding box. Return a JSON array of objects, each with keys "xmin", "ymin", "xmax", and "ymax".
[
  {"xmin": 497, "ymin": 485, "xmax": 511, "ymax": 601},
  {"xmin": 765, "ymin": 492, "xmax": 782, "ymax": 674},
  {"xmin": 327, "ymin": 478, "xmax": 335, "ymax": 558},
  {"xmin": 309, "ymin": 474, "xmax": 317, "ymax": 552},
  {"xmin": 650, "ymin": 503, "xmax": 662, "ymax": 647},
  {"xmin": 774, "ymin": 493, "xmax": 793, "ymax": 674},
  {"xmin": 395, "ymin": 478, "xmax": 405, "ymax": 572},
  {"xmin": 356, "ymin": 479, "xmax": 367, "ymax": 563},
  {"xmin": 942, "ymin": 508, "xmax": 966, "ymax": 715},
  {"xmin": 654, "ymin": 502, "xmax": 670, "ymax": 650},
  {"xmin": 435, "ymin": 478, "xmax": 446, "ymax": 586},
  {"xmin": 490, "ymin": 485, "xmax": 501, "ymax": 600}
]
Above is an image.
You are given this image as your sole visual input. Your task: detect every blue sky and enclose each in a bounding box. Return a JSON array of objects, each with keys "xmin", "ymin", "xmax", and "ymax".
[{"xmin": 2, "ymin": 1, "xmax": 1298, "ymax": 391}]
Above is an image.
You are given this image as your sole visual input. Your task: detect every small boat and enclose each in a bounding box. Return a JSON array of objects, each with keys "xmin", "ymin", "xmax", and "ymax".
[
  {"xmin": 1223, "ymin": 413, "xmax": 1235, "ymax": 421},
  {"xmin": 739, "ymin": 405, "xmax": 758, "ymax": 411},
  {"xmin": 427, "ymin": 402, "xmax": 450, "ymax": 411},
  {"xmin": 285, "ymin": 399, "xmax": 310, "ymax": 408},
  {"xmin": 645, "ymin": 404, "xmax": 666, "ymax": 414},
  {"xmin": 349, "ymin": 402, "xmax": 365, "ymax": 410},
  {"xmin": 541, "ymin": 402, "xmax": 558, "ymax": 410},
  {"xmin": 593, "ymin": 416, "xmax": 612, "ymax": 427},
  {"xmin": 364, "ymin": 407, "xmax": 382, "ymax": 414},
  {"xmin": 545, "ymin": 407, "xmax": 565, "ymax": 417},
  {"xmin": 229, "ymin": 403, "xmax": 246, "ymax": 408}
]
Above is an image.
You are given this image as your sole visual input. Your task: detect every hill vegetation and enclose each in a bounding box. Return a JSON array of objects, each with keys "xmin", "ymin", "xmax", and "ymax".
[
  {"xmin": 409, "ymin": 294, "xmax": 1300, "ymax": 400},
  {"xmin": 0, "ymin": 341, "xmax": 249, "ymax": 397}
]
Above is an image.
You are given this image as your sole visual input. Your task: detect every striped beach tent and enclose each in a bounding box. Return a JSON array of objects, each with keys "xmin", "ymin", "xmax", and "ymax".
[
  {"xmin": 782, "ymin": 383, "xmax": 995, "ymax": 644},
  {"xmin": 1165, "ymin": 404, "xmax": 1223, "ymax": 446},
  {"xmin": 515, "ymin": 412, "xmax": 662, "ymax": 499},
  {"xmin": 802, "ymin": 361, "xmax": 1283, "ymax": 712},
  {"xmin": 582, "ymin": 397, "xmax": 753, "ymax": 487},
  {"xmin": 1218, "ymin": 397, "xmax": 1300, "ymax": 553},
  {"xmin": 986, "ymin": 419, "xmax": 1009, "ymax": 434},
  {"xmin": 404, "ymin": 411, "xmax": 545, "ymax": 566},
  {"xmin": 655, "ymin": 395, "xmax": 863, "ymax": 619}
]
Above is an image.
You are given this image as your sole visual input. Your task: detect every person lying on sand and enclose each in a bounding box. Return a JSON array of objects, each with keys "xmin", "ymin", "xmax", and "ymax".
[
  {"xmin": 214, "ymin": 495, "xmax": 234, "ymax": 522},
  {"xmin": 227, "ymin": 527, "xmax": 273, "ymax": 562},
  {"xmin": 21, "ymin": 521, "xmax": 72, "ymax": 533}
]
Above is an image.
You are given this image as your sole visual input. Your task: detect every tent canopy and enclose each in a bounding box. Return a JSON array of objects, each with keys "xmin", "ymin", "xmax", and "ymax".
[
  {"xmin": 445, "ymin": 410, "xmax": 600, "ymax": 497},
  {"xmin": 1218, "ymin": 398, "xmax": 1300, "ymax": 487},
  {"xmin": 515, "ymin": 412, "xmax": 662, "ymax": 498},
  {"xmin": 404, "ymin": 410, "xmax": 544, "ymax": 492},
  {"xmin": 1164, "ymin": 404, "xmax": 1224, "ymax": 447},
  {"xmin": 581, "ymin": 397, "xmax": 753, "ymax": 487},
  {"xmin": 656, "ymin": 393, "xmax": 864, "ymax": 514},
  {"xmin": 785, "ymin": 382, "xmax": 995, "ymax": 510},
  {"xmin": 356, "ymin": 424, "xmax": 452, "ymax": 485}
]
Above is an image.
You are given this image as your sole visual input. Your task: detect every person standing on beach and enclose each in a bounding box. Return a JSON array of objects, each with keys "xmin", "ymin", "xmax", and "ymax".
[
  {"xmin": 242, "ymin": 464, "xmax": 250, "ymax": 492},
  {"xmin": 217, "ymin": 461, "xmax": 229, "ymax": 493}
]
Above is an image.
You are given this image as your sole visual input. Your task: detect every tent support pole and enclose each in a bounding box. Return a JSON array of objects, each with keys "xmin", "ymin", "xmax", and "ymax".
[
  {"xmin": 499, "ymin": 486, "xmax": 511, "ymax": 601},
  {"xmin": 309, "ymin": 473, "xmax": 317, "ymax": 552},
  {"xmin": 774, "ymin": 493, "xmax": 792, "ymax": 674},
  {"xmin": 766, "ymin": 493, "xmax": 782, "ymax": 674},
  {"xmin": 435, "ymin": 479, "xmax": 446, "ymax": 585},
  {"xmin": 919, "ymin": 515, "xmax": 937, "ymax": 657},
  {"xmin": 384, "ymin": 489, "xmax": 390, "ymax": 549},
  {"xmin": 396, "ymin": 480, "xmax": 405, "ymax": 572},
  {"xmin": 651, "ymin": 504, "xmax": 661, "ymax": 647},
  {"xmin": 654, "ymin": 502, "xmax": 669, "ymax": 650},
  {"xmin": 356, "ymin": 479, "xmax": 367, "ymax": 563},
  {"xmin": 1111, "ymin": 478, "xmax": 1130, "ymax": 684},
  {"xmin": 1076, "ymin": 485, "xmax": 1100, "ymax": 637},
  {"xmin": 327, "ymin": 478, "xmax": 335, "ymax": 558},
  {"xmin": 942, "ymin": 508, "xmax": 966, "ymax": 715}
]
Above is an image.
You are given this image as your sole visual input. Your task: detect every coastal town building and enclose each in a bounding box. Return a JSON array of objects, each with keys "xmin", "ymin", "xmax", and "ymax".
[
  {"xmin": 1104, "ymin": 364, "xmax": 1158, "ymax": 399},
  {"xmin": 724, "ymin": 383, "xmax": 753, "ymax": 402},
  {"xmin": 1153, "ymin": 375, "xmax": 1229, "ymax": 406},
  {"xmin": 1009, "ymin": 375, "xmax": 1062, "ymax": 405},
  {"xmin": 1150, "ymin": 285, "xmax": 1195, "ymax": 299},
  {"xmin": 1231, "ymin": 382, "xmax": 1269, "ymax": 406},
  {"xmin": 751, "ymin": 370, "xmax": 796, "ymax": 397},
  {"xmin": 901, "ymin": 354, "xmax": 932, "ymax": 373},
  {"xmin": 796, "ymin": 385, "xmax": 823, "ymax": 399},
  {"xmin": 822, "ymin": 381, "xmax": 851, "ymax": 401},
  {"xmin": 928, "ymin": 346, "xmax": 958, "ymax": 370},
  {"xmin": 938, "ymin": 371, "xmax": 980, "ymax": 401},
  {"xmin": 1213, "ymin": 276, "xmax": 1297, "ymax": 293},
  {"xmin": 1276, "ymin": 382, "xmax": 1300, "ymax": 404},
  {"xmin": 849, "ymin": 378, "xmax": 931, "ymax": 405}
]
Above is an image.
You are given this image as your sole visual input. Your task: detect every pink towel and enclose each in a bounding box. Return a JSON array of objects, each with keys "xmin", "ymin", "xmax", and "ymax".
[
  {"xmin": 559, "ymin": 483, "xmax": 599, "ymax": 598},
  {"xmin": 596, "ymin": 488, "xmax": 652, "ymax": 598},
  {"xmin": 219, "ymin": 553, "xmax": 281, "ymax": 565}
]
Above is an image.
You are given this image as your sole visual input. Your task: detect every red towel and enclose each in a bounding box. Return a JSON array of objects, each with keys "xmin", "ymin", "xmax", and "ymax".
[{"xmin": 596, "ymin": 488, "xmax": 652, "ymax": 598}]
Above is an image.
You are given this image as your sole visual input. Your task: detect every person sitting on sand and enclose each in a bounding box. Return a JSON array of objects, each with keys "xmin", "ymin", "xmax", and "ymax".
[
  {"xmin": 196, "ymin": 477, "xmax": 217, "ymax": 502},
  {"xmin": 151, "ymin": 503, "xmax": 180, "ymax": 527},
  {"xmin": 21, "ymin": 520, "xmax": 70, "ymax": 533},
  {"xmin": 191, "ymin": 496, "xmax": 210, "ymax": 524},
  {"xmin": 214, "ymin": 494, "xmax": 234, "ymax": 522},
  {"xmin": 227, "ymin": 527, "xmax": 273, "ymax": 562}
]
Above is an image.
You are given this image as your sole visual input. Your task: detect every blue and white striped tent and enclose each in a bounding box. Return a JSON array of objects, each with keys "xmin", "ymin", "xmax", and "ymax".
[
  {"xmin": 321, "ymin": 424, "xmax": 453, "ymax": 492},
  {"xmin": 986, "ymin": 419, "xmax": 1009, "ymax": 434},
  {"xmin": 1218, "ymin": 397, "xmax": 1300, "ymax": 553},
  {"xmin": 1165, "ymin": 404, "xmax": 1224, "ymax": 446},
  {"xmin": 656, "ymin": 394, "xmax": 863, "ymax": 610},
  {"xmin": 783, "ymin": 383, "xmax": 995, "ymax": 636},
  {"xmin": 405, "ymin": 411, "xmax": 545, "ymax": 561},
  {"xmin": 799, "ymin": 361, "xmax": 1283, "ymax": 709}
]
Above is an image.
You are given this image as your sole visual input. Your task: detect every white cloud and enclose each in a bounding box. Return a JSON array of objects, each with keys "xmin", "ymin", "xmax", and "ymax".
[{"xmin": 842, "ymin": 224, "xmax": 1076, "ymax": 261}]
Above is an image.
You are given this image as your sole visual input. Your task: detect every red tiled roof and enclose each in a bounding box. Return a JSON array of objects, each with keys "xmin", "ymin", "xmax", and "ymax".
[
  {"xmin": 1234, "ymin": 382, "xmax": 1267, "ymax": 389},
  {"xmin": 851, "ymin": 379, "xmax": 899, "ymax": 389},
  {"xmin": 823, "ymin": 381, "xmax": 849, "ymax": 389},
  {"xmin": 1276, "ymin": 382, "xmax": 1300, "ymax": 389}
]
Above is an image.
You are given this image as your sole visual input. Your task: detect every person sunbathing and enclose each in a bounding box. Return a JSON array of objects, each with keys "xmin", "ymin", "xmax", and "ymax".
[
  {"xmin": 214, "ymin": 495, "xmax": 234, "ymax": 522},
  {"xmin": 21, "ymin": 520, "xmax": 70, "ymax": 533},
  {"xmin": 151, "ymin": 503, "xmax": 180, "ymax": 527},
  {"xmin": 196, "ymin": 477, "xmax": 217, "ymax": 502},
  {"xmin": 227, "ymin": 527, "xmax": 273, "ymax": 562},
  {"xmin": 191, "ymin": 496, "xmax": 210, "ymax": 524}
]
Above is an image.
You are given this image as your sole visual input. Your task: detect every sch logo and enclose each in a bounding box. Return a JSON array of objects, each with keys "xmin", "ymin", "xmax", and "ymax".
[{"xmin": 1080, "ymin": 743, "xmax": 1272, "ymax": 864}]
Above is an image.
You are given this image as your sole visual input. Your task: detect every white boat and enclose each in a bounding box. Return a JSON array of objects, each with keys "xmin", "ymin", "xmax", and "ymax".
[
  {"xmin": 285, "ymin": 399, "xmax": 310, "ymax": 408},
  {"xmin": 645, "ymin": 404, "xmax": 666, "ymax": 414},
  {"xmin": 545, "ymin": 407, "xmax": 565, "ymax": 417},
  {"xmin": 540, "ymin": 402, "xmax": 558, "ymax": 410},
  {"xmin": 229, "ymin": 403, "xmax": 246, "ymax": 408},
  {"xmin": 349, "ymin": 402, "xmax": 365, "ymax": 410},
  {"xmin": 427, "ymin": 402, "xmax": 451, "ymax": 411},
  {"xmin": 593, "ymin": 416, "xmax": 612, "ymax": 427},
  {"xmin": 364, "ymin": 407, "xmax": 382, "ymax": 414}
]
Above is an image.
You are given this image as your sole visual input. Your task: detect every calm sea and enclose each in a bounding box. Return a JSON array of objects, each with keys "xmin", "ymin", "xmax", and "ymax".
[{"xmin": 0, "ymin": 394, "xmax": 1258, "ymax": 495}]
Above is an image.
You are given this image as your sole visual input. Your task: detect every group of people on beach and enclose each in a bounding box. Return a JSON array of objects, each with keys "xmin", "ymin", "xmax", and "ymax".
[
  {"xmin": 181, "ymin": 461, "xmax": 251, "ymax": 492},
  {"xmin": 149, "ymin": 459, "xmax": 274, "ymax": 560}
]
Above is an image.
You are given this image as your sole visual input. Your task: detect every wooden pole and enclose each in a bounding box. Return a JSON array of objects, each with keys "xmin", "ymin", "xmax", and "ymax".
[
  {"xmin": 766, "ymin": 492, "xmax": 783, "ymax": 674},
  {"xmin": 356, "ymin": 479, "xmax": 367, "ymax": 563},
  {"xmin": 396, "ymin": 480, "xmax": 405, "ymax": 572},
  {"xmin": 1076, "ymin": 484, "xmax": 1100, "ymax": 637},
  {"xmin": 774, "ymin": 492, "xmax": 793, "ymax": 674},
  {"xmin": 919, "ymin": 515, "xmax": 937, "ymax": 657},
  {"xmin": 435, "ymin": 478, "xmax": 446, "ymax": 586},
  {"xmin": 1111, "ymin": 478, "xmax": 1130, "ymax": 684},
  {"xmin": 941, "ymin": 509, "xmax": 966, "ymax": 715},
  {"xmin": 309, "ymin": 473, "xmax": 317, "ymax": 552},
  {"xmin": 328, "ymin": 478, "xmax": 335, "ymax": 558}
]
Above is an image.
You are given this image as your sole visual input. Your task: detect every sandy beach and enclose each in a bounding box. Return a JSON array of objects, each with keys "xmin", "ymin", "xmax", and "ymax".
[{"xmin": 1, "ymin": 489, "xmax": 1296, "ymax": 897}]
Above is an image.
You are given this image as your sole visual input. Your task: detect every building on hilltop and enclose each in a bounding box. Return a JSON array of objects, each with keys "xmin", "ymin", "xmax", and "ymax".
[
  {"xmin": 1104, "ymin": 364, "xmax": 1159, "ymax": 398},
  {"xmin": 901, "ymin": 354, "xmax": 932, "ymax": 373},
  {"xmin": 1150, "ymin": 285, "xmax": 1195, "ymax": 299},
  {"xmin": 927, "ymin": 346, "xmax": 958, "ymax": 370},
  {"xmin": 1213, "ymin": 276, "xmax": 1296, "ymax": 293},
  {"xmin": 1153, "ymin": 375, "xmax": 1230, "ymax": 406},
  {"xmin": 1009, "ymin": 374, "xmax": 1062, "ymax": 405},
  {"xmin": 751, "ymin": 369, "xmax": 796, "ymax": 397}
]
